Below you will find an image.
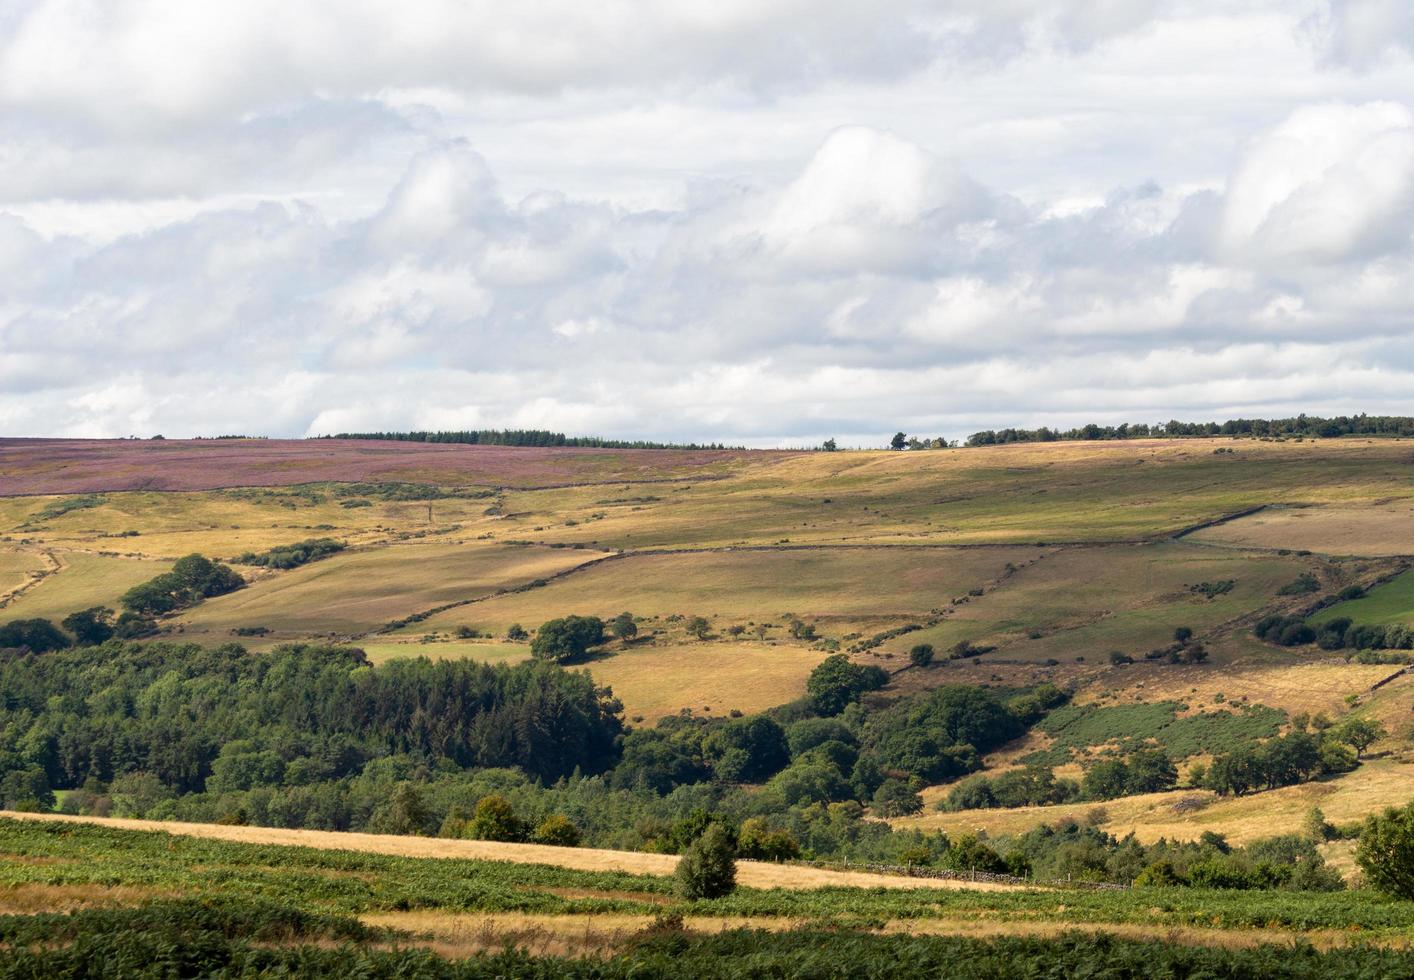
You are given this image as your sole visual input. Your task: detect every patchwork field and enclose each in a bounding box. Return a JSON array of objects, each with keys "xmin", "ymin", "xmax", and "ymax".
[
  {"xmin": 393, "ymin": 545, "xmax": 1039, "ymax": 641},
  {"xmin": 174, "ymin": 541, "xmax": 608, "ymax": 645},
  {"xmin": 4, "ymin": 436, "xmax": 1414, "ymax": 973},
  {"xmin": 886, "ymin": 541, "xmax": 1319, "ymax": 664}
]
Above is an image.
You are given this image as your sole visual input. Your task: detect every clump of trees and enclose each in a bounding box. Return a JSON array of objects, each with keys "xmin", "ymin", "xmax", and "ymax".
[
  {"xmin": 1253, "ymin": 614, "xmax": 1317, "ymax": 648},
  {"xmin": 0, "ymin": 641, "xmax": 625, "ymax": 805},
  {"xmin": 530, "ymin": 616, "xmax": 605, "ymax": 664},
  {"xmin": 121, "ymin": 554, "xmax": 244, "ymax": 616},
  {"xmin": 0, "ymin": 618, "xmax": 71, "ymax": 653},
  {"xmin": 234, "ymin": 538, "xmax": 346, "ymax": 570},
  {"xmin": 940, "ymin": 746, "xmax": 1175, "ymax": 812},
  {"xmin": 1203, "ymin": 730, "xmax": 1359, "ymax": 796},
  {"xmin": 966, "ymin": 413, "xmax": 1414, "ymax": 446},
  {"xmin": 806, "ymin": 655, "xmax": 888, "ymax": 716}
]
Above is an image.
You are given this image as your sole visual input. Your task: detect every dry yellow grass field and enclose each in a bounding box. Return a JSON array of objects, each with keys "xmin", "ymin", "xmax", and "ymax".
[
  {"xmin": 896, "ymin": 757, "xmax": 1414, "ymax": 848},
  {"xmin": 363, "ymin": 909, "xmax": 1379, "ymax": 957},
  {"xmin": 361, "ymin": 639, "xmax": 827, "ymax": 721},
  {"xmin": 0, "ymin": 549, "xmax": 48, "ymax": 604},
  {"xmin": 1091, "ymin": 659, "xmax": 1400, "ymax": 719},
  {"xmin": 356, "ymin": 639, "xmax": 530, "ymax": 665},
  {"xmin": 585, "ymin": 642, "xmax": 828, "ymax": 721},
  {"xmin": 0, "ymin": 811, "xmax": 1022, "ymax": 892},
  {"xmin": 0, "ymin": 551, "xmax": 169, "ymax": 623},
  {"xmin": 1191, "ymin": 501, "xmax": 1414, "ymax": 556}
]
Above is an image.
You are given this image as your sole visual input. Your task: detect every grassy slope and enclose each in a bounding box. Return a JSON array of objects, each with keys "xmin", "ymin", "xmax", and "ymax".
[
  {"xmin": 897, "ymin": 756, "xmax": 1414, "ymax": 849},
  {"xmin": 0, "ymin": 552, "xmax": 169, "ymax": 623},
  {"xmin": 1311, "ymin": 567, "xmax": 1414, "ymax": 626},
  {"xmin": 0, "ymin": 437, "xmax": 1410, "ymax": 826},
  {"xmin": 5, "ymin": 814, "xmax": 1414, "ymax": 962},
  {"xmin": 394, "ymin": 546, "xmax": 1038, "ymax": 638}
]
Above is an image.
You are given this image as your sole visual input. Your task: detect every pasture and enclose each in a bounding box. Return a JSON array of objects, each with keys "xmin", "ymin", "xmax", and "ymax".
[
  {"xmin": 392, "ymin": 545, "xmax": 1039, "ymax": 641},
  {"xmin": 884, "ymin": 541, "xmax": 1315, "ymax": 663},
  {"xmin": 1192, "ymin": 500, "xmax": 1414, "ymax": 556},
  {"xmin": 174, "ymin": 541, "xmax": 607, "ymax": 645},
  {"xmin": 0, "ymin": 551, "xmax": 169, "ymax": 623}
]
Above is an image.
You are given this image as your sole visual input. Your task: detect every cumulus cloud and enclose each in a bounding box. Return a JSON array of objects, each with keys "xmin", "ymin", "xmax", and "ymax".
[
  {"xmin": 4, "ymin": 2, "xmax": 1414, "ymax": 442},
  {"xmin": 1219, "ymin": 102, "xmax": 1414, "ymax": 264}
]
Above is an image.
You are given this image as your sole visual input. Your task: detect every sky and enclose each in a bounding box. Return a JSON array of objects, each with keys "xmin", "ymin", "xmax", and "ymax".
[{"xmin": 4, "ymin": 1, "xmax": 1414, "ymax": 445}]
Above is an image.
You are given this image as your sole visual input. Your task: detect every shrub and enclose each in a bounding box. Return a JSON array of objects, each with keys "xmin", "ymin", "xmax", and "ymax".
[
  {"xmin": 941, "ymin": 834, "xmax": 1007, "ymax": 874},
  {"xmin": 737, "ymin": 818, "xmax": 801, "ymax": 860},
  {"xmin": 908, "ymin": 643, "xmax": 935, "ymax": 667},
  {"xmin": 506, "ymin": 623, "xmax": 528, "ymax": 641},
  {"xmin": 611, "ymin": 612, "xmax": 638, "ymax": 641},
  {"xmin": 1356, "ymin": 803, "xmax": 1414, "ymax": 899},
  {"xmin": 676, "ymin": 823, "xmax": 737, "ymax": 899},
  {"xmin": 234, "ymin": 537, "xmax": 345, "ymax": 569},
  {"xmin": 1278, "ymin": 573, "xmax": 1320, "ymax": 596},
  {"xmin": 468, "ymin": 795, "xmax": 529, "ymax": 842},
  {"xmin": 533, "ymin": 814, "xmax": 582, "ymax": 847}
]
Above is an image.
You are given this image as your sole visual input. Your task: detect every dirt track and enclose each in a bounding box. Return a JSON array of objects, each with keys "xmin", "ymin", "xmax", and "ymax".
[{"xmin": 1, "ymin": 811, "xmax": 1023, "ymax": 892}]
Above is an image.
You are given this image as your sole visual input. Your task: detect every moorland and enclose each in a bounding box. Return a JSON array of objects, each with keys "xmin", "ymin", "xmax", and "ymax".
[{"xmin": 1, "ymin": 431, "xmax": 1413, "ymax": 975}]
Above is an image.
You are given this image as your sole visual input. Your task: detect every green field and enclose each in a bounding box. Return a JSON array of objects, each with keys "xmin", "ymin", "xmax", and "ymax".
[{"xmin": 1311, "ymin": 567, "xmax": 1414, "ymax": 627}]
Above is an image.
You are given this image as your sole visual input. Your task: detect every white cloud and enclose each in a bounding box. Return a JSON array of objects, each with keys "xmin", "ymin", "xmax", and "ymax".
[
  {"xmin": 1219, "ymin": 101, "xmax": 1414, "ymax": 263},
  {"xmin": 4, "ymin": 3, "xmax": 1414, "ymax": 442}
]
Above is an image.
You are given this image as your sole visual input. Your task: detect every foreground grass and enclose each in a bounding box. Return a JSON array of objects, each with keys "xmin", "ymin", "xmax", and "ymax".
[{"xmin": 3, "ymin": 819, "xmax": 1413, "ymax": 938}]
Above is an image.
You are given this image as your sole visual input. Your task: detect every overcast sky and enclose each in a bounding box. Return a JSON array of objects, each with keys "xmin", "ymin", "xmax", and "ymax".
[{"xmin": 4, "ymin": 1, "xmax": 1414, "ymax": 445}]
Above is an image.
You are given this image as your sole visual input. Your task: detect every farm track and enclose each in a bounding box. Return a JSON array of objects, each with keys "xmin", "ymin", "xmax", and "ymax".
[{"xmin": 0, "ymin": 811, "xmax": 1026, "ymax": 893}]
